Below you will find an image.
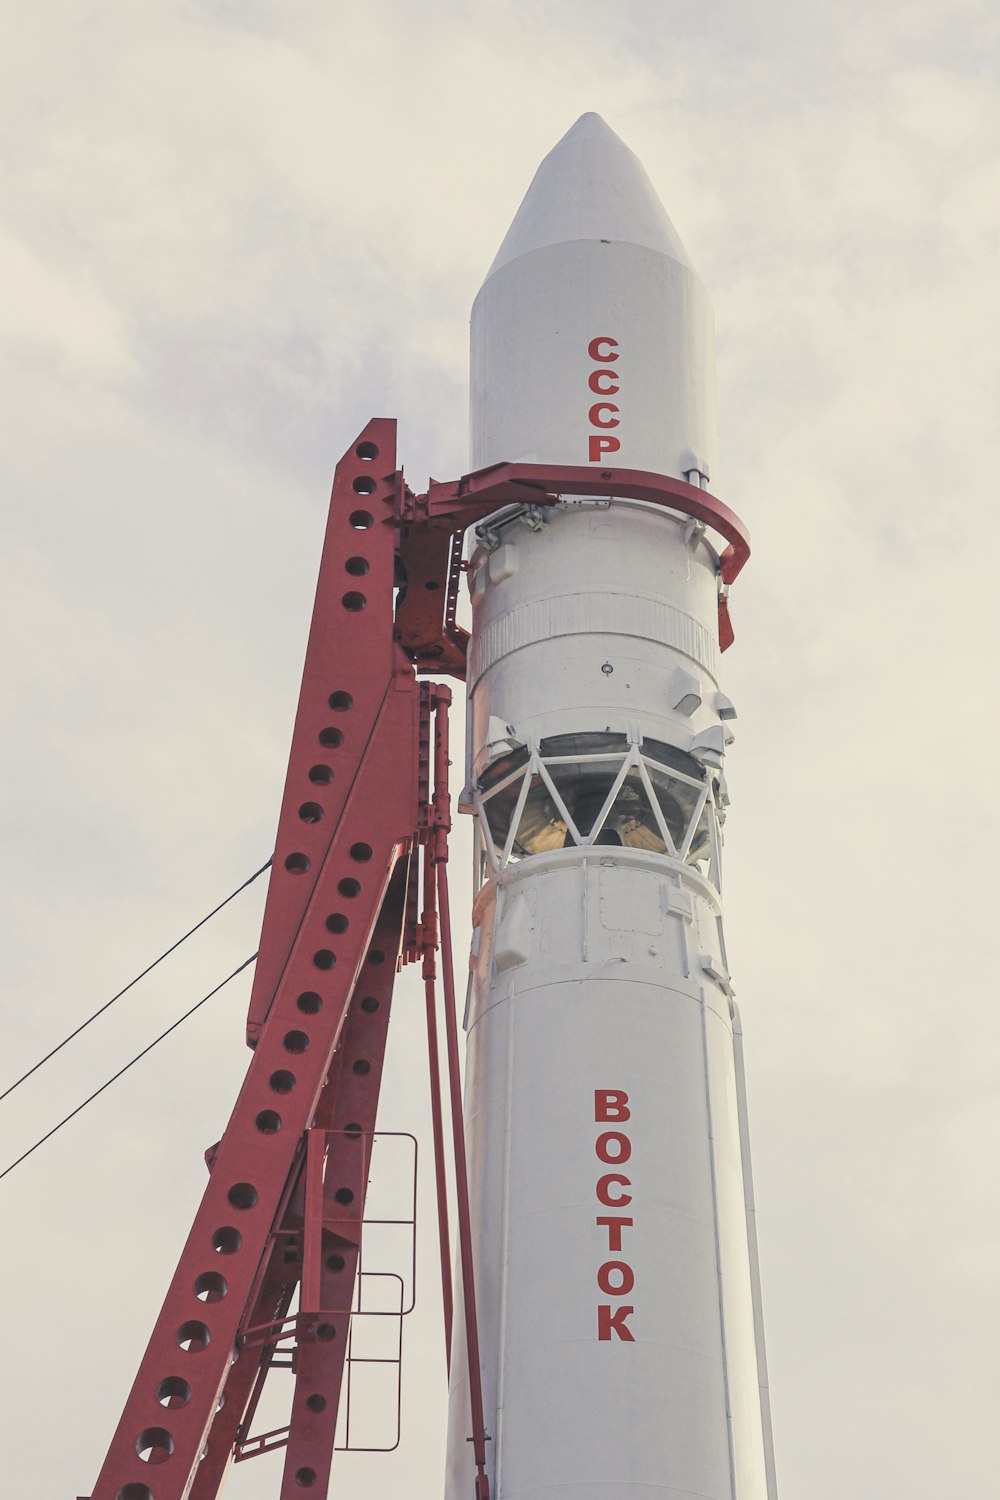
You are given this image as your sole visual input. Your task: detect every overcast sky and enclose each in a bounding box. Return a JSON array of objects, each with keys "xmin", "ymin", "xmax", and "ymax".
[{"xmin": 2, "ymin": 3, "xmax": 999, "ymax": 1497}]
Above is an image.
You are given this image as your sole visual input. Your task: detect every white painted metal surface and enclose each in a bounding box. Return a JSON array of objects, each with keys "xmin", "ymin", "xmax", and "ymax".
[
  {"xmin": 445, "ymin": 114, "xmax": 776, "ymax": 1500},
  {"xmin": 470, "ymin": 110, "xmax": 718, "ymax": 483}
]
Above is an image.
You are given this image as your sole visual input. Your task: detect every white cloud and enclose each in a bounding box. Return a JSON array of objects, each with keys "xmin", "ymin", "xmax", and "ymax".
[{"xmin": 1, "ymin": 3, "xmax": 998, "ymax": 1498}]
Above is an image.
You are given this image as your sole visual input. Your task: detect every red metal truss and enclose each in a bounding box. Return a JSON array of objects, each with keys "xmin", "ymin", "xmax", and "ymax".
[
  {"xmin": 89, "ymin": 423, "xmax": 424, "ymax": 1500},
  {"xmin": 246, "ymin": 419, "xmax": 408, "ymax": 1048},
  {"xmin": 88, "ymin": 422, "xmax": 746, "ymax": 1500},
  {"xmin": 191, "ymin": 871, "xmax": 408, "ymax": 1497}
]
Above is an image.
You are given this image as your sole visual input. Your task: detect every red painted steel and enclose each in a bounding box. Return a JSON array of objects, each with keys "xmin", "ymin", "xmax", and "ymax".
[
  {"xmin": 274, "ymin": 874, "xmax": 407, "ymax": 1495},
  {"xmin": 396, "ymin": 460, "xmax": 749, "ymax": 672},
  {"xmin": 88, "ymin": 421, "xmax": 748, "ymax": 1500},
  {"xmin": 188, "ymin": 1256, "xmax": 296, "ymax": 1497},
  {"xmin": 88, "ymin": 424, "xmax": 424, "ymax": 1500},
  {"xmin": 395, "ymin": 519, "xmax": 469, "ymax": 677},
  {"xmin": 402, "ymin": 462, "xmax": 747, "ymax": 667},
  {"xmin": 421, "ymin": 844, "xmax": 455, "ymax": 1371},
  {"xmin": 246, "ymin": 419, "xmax": 407, "ymax": 1047},
  {"xmin": 430, "ymin": 694, "xmax": 491, "ymax": 1500}
]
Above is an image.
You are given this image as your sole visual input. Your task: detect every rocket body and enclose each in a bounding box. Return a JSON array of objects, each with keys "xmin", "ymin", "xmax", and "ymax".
[{"xmin": 445, "ymin": 116, "xmax": 776, "ymax": 1500}]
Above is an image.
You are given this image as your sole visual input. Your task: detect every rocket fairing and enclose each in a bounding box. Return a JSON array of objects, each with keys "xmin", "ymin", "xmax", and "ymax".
[{"xmin": 444, "ymin": 114, "xmax": 778, "ymax": 1500}]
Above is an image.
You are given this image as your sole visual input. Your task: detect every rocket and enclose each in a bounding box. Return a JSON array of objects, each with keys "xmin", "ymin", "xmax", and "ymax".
[
  {"xmin": 444, "ymin": 114, "xmax": 779, "ymax": 1499},
  {"xmin": 79, "ymin": 109, "xmax": 778, "ymax": 1500}
]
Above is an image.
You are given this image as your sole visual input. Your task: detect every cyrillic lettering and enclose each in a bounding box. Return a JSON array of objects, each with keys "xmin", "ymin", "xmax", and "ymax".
[
  {"xmin": 596, "ymin": 1216, "xmax": 634, "ymax": 1252},
  {"xmin": 598, "ymin": 1261, "xmax": 635, "ymax": 1296},
  {"xmin": 595, "ymin": 1131, "xmax": 631, "ymax": 1164},
  {"xmin": 588, "ymin": 434, "xmax": 621, "ymax": 462},
  {"xmin": 588, "ymin": 368, "xmax": 620, "ymax": 395},
  {"xmin": 595, "ymin": 1090, "xmax": 630, "ymax": 1122},
  {"xmin": 596, "ymin": 1173, "xmax": 632, "ymax": 1207},
  {"xmin": 598, "ymin": 1304, "xmax": 635, "ymax": 1341}
]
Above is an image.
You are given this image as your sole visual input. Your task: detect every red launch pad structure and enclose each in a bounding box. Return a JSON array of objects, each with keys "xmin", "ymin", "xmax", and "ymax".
[{"xmin": 86, "ymin": 421, "xmax": 749, "ymax": 1500}]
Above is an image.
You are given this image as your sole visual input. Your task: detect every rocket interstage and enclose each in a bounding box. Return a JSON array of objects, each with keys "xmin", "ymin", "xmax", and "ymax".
[{"xmin": 444, "ymin": 114, "xmax": 778, "ymax": 1500}]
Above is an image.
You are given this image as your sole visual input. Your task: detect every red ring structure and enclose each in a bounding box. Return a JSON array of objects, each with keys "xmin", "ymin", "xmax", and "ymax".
[{"xmin": 395, "ymin": 459, "xmax": 750, "ymax": 672}]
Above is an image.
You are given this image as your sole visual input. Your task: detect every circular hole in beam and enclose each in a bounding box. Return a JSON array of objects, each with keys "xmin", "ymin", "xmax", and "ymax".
[
  {"xmin": 349, "ymin": 510, "xmax": 373, "ymax": 530},
  {"xmin": 297, "ymin": 991, "xmax": 323, "ymax": 1013},
  {"xmin": 117, "ymin": 1486, "xmax": 154, "ymax": 1500},
  {"xmin": 194, "ymin": 1271, "xmax": 228, "ymax": 1303},
  {"xmin": 325, "ymin": 913, "xmax": 348, "ymax": 934},
  {"xmin": 136, "ymin": 1426, "xmax": 174, "ymax": 1465},
  {"xmin": 298, "ymin": 802, "xmax": 323, "ymax": 824},
  {"xmin": 352, "ymin": 1059, "xmax": 371, "ymax": 1076},
  {"xmin": 342, "ymin": 592, "xmax": 366, "ymax": 612},
  {"xmin": 350, "ymin": 842, "xmax": 373, "ymax": 863},
  {"xmin": 296, "ymin": 1468, "xmax": 318, "ymax": 1488},
  {"xmin": 308, "ymin": 764, "xmax": 333, "ymax": 785},
  {"xmin": 177, "ymin": 1319, "xmax": 211, "ymax": 1353},
  {"xmin": 338, "ymin": 877, "xmax": 360, "ymax": 898},
  {"xmin": 360, "ymin": 995, "xmax": 379, "ymax": 1013},
  {"xmin": 312, "ymin": 949, "xmax": 336, "ymax": 970},
  {"xmin": 284, "ymin": 853, "xmax": 310, "ymax": 874},
  {"xmin": 212, "ymin": 1226, "xmax": 242, "ymax": 1254},
  {"xmin": 355, "ymin": 441, "xmax": 378, "ymax": 461},
  {"xmin": 306, "ymin": 1393, "xmax": 327, "ymax": 1413},
  {"xmin": 255, "ymin": 1109, "xmax": 282, "ymax": 1134},
  {"xmin": 334, "ymin": 1187, "xmax": 354, "ymax": 1205},
  {"xmin": 227, "ymin": 1182, "xmax": 258, "ymax": 1210},
  {"xmin": 269, "ymin": 1069, "xmax": 296, "ymax": 1094},
  {"xmin": 283, "ymin": 1030, "xmax": 310, "ymax": 1054},
  {"xmin": 328, "ymin": 691, "xmax": 353, "ymax": 711},
  {"xmin": 326, "ymin": 1253, "xmax": 346, "ymax": 1272},
  {"xmin": 156, "ymin": 1376, "xmax": 192, "ymax": 1410},
  {"xmin": 352, "ymin": 475, "xmax": 376, "ymax": 495},
  {"xmin": 345, "ymin": 556, "xmax": 369, "ymax": 576}
]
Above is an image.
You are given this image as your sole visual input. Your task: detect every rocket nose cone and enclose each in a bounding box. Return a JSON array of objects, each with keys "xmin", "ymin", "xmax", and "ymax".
[
  {"xmin": 482, "ymin": 113, "xmax": 696, "ymax": 283},
  {"xmin": 559, "ymin": 110, "xmax": 619, "ymax": 140}
]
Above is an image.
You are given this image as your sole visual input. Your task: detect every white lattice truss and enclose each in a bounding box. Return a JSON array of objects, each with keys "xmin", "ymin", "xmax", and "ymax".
[{"xmin": 473, "ymin": 742, "xmax": 724, "ymax": 890}]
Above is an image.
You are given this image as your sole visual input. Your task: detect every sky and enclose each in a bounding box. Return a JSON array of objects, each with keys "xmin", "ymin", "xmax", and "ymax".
[{"xmin": 2, "ymin": 1, "xmax": 999, "ymax": 1496}]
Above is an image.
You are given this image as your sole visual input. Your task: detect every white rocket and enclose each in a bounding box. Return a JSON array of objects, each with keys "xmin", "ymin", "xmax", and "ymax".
[{"xmin": 444, "ymin": 114, "xmax": 778, "ymax": 1500}]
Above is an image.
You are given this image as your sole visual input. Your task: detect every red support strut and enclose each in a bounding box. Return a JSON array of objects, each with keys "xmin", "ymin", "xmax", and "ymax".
[
  {"xmin": 430, "ymin": 691, "xmax": 491, "ymax": 1500},
  {"xmin": 88, "ymin": 422, "xmax": 423, "ymax": 1500},
  {"xmin": 421, "ymin": 841, "xmax": 455, "ymax": 1371}
]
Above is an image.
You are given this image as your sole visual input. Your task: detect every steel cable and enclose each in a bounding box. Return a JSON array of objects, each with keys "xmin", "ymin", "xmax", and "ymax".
[
  {"xmin": 0, "ymin": 857, "xmax": 271, "ymax": 1105},
  {"xmin": 0, "ymin": 952, "xmax": 258, "ymax": 1182}
]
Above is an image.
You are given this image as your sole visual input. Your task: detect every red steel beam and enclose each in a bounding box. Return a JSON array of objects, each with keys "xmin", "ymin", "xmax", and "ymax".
[
  {"xmin": 430, "ymin": 692, "xmax": 491, "ymax": 1500},
  {"xmin": 276, "ymin": 868, "xmax": 408, "ymax": 1494},
  {"xmin": 247, "ymin": 419, "xmax": 408, "ymax": 1046},
  {"xmin": 421, "ymin": 843, "xmax": 455, "ymax": 1371},
  {"xmin": 88, "ymin": 422, "xmax": 421, "ymax": 1500}
]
